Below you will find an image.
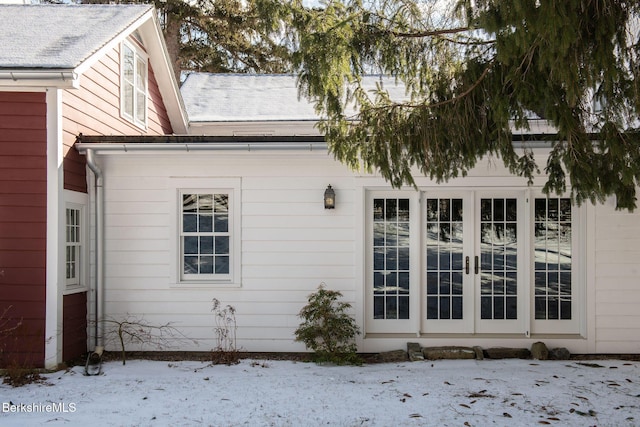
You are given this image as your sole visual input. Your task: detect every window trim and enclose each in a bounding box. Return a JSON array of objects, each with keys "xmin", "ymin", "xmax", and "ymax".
[
  {"xmin": 169, "ymin": 178, "xmax": 242, "ymax": 288},
  {"xmin": 528, "ymin": 190, "xmax": 584, "ymax": 335},
  {"xmin": 180, "ymin": 191, "xmax": 232, "ymax": 282},
  {"xmin": 120, "ymin": 39, "xmax": 148, "ymax": 129},
  {"xmin": 65, "ymin": 206, "xmax": 82, "ymax": 288}
]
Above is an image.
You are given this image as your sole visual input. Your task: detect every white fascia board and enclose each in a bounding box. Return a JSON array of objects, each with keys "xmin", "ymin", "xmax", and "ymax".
[{"xmin": 137, "ymin": 11, "xmax": 188, "ymax": 134}]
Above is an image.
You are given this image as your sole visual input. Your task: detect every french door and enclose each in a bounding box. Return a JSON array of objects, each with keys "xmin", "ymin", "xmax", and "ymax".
[
  {"xmin": 367, "ymin": 190, "xmax": 528, "ymax": 335},
  {"xmin": 422, "ymin": 191, "xmax": 525, "ymax": 334}
]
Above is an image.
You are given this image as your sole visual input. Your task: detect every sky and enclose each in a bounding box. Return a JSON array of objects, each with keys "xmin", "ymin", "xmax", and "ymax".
[{"xmin": 1, "ymin": 357, "xmax": 639, "ymax": 426}]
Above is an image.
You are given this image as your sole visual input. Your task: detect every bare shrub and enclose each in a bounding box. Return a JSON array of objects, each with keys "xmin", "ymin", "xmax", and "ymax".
[
  {"xmin": 210, "ymin": 299, "xmax": 240, "ymax": 365},
  {"xmin": 103, "ymin": 315, "xmax": 197, "ymax": 365}
]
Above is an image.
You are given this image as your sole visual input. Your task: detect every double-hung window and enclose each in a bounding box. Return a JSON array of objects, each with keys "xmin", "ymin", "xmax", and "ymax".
[
  {"xmin": 180, "ymin": 192, "xmax": 233, "ymax": 282},
  {"xmin": 65, "ymin": 206, "xmax": 82, "ymax": 289},
  {"xmin": 121, "ymin": 40, "xmax": 147, "ymax": 128}
]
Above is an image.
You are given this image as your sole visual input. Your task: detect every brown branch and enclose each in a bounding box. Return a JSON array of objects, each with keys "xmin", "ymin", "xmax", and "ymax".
[
  {"xmin": 329, "ymin": 64, "xmax": 493, "ymax": 124},
  {"xmin": 440, "ymin": 36, "xmax": 496, "ymax": 46},
  {"xmin": 357, "ymin": 61, "xmax": 494, "ymax": 115},
  {"xmin": 388, "ymin": 26, "xmax": 472, "ymax": 38}
]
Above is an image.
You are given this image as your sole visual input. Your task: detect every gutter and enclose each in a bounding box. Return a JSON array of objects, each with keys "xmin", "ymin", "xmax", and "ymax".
[
  {"xmin": 84, "ymin": 149, "xmax": 104, "ymax": 349},
  {"xmin": 75, "ymin": 141, "xmax": 329, "ymax": 153},
  {"xmin": 0, "ymin": 70, "xmax": 79, "ymax": 88},
  {"xmin": 74, "ymin": 132, "xmax": 567, "ymax": 154},
  {"xmin": 74, "ymin": 134, "xmax": 328, "ymax": 153}
]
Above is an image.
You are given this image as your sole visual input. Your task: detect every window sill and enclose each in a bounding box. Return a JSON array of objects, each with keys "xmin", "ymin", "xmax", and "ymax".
[
  {"xmin": 171, "ymin": 281, "xmax": 241, "ymax": 289},
  {"xmin": 63, "ymin": 286, "xmax": 88, "ymax": 296},
  {"xmin": 121, "ymin": 113, "xmax": 147, "ymax": 131}
]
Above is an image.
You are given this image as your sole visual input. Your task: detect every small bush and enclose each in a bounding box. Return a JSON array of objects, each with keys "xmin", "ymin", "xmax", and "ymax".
[{"xmin": 294, "ymin": 284, "xmax": 361, "ymax": 365}]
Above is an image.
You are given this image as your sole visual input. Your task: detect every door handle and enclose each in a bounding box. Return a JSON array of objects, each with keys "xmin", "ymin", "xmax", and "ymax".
[
  {"xmin": 474, "ymin": 256, "xmax": 479, "ymax": 274},
  {"xmin": 465, "ymin": 256, "xmax": 469, "ymax": 274}
]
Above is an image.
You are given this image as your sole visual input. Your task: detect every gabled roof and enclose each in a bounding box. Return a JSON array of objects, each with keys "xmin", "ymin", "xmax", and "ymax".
[
  {"xmin": 0, "ymin": 4, "xmax": 151, "ymax": 69},
  {"xmin": 181, "ymin": 73, "xmax": 409, "ymax": 123},
  {"xmin": 181, "ymin": 74, "xmax": 317, "ymax": 123},
  {"xmin": 181, "ymin": 73, "xmax": 557, "ymax": 136},
  {"xmin": 0, "ymin": 4, "xmax": 188, "ymax": 133}
]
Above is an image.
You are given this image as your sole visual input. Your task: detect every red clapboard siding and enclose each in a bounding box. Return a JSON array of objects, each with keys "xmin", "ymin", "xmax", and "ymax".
[
  {"xmin": 0, "ymin": 91, "xmax": 47, "ymax": 368},
  {"xmin": 63, "ymin": 292, "xmax": 87, "ymax": 362}
]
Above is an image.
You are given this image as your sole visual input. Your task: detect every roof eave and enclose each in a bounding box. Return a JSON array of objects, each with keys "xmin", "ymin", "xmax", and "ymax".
[{"xmin": 75, "ymin": 134, "xmax": 328, "ymax": 153}]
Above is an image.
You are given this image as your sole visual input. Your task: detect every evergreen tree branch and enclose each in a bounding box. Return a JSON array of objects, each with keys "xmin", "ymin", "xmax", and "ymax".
[{"xmin": 387, "ymin": 26, "xmax": 472, "ymax": 38}]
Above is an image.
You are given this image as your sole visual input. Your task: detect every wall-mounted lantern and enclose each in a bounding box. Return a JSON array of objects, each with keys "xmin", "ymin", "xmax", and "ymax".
[{"xmin": 324, "ymin": 185, "xmax": 335, "ymax": 209}]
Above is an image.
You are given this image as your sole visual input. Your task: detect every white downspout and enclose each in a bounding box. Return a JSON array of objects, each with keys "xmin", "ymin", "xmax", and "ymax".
[{"xmin": 85, "ymin": 149, "xmax": 104, "ymax": 348}]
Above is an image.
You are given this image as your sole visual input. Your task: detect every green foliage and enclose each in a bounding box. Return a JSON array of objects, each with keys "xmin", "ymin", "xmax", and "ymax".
[
  {"xmin": 77, "ymin": 0, "xmax": 293, "ymax": 79},
  {"xmin": 294, "ymin": 284, "xmax": 361, "ymax": 365},
  {"xmin": 266, "ymin": 0, "xmax": 640, "ymax": 210}
]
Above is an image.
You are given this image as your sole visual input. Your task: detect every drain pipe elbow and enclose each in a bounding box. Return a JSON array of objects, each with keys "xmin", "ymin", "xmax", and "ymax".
[{"xmin": 85, "ymin": 149, "xmax": 104, "ymax": 349}]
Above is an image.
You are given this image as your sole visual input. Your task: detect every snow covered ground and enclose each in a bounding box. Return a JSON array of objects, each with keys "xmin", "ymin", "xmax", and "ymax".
[{"xmin": 1, "ymin": 357, "xmax": 639, "ymax": 426}]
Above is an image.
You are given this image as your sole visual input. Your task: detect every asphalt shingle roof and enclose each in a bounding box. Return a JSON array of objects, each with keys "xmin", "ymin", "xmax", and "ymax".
[
  {"xmin": 181, "ymin": 73, "xmax": 409, "ymax": 122},
  {"xmin": 0, "ymin": 4, "xmax": 151, "ymax": 69}
]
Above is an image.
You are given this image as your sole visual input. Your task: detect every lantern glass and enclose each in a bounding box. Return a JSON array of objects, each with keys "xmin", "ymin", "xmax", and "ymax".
[{"xmin": 324, "ymin": 185, "xmax": 335, "ymax": 209}]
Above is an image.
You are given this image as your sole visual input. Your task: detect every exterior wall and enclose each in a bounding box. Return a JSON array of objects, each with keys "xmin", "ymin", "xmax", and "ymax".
[
  {"xmin": 97, "ymin": 151, "xmax": 354, "ymax": 353},
  {"xmin": 62, "ymin": 43, "xmax": 173, "ymax": 193},
  {"xmin": 87, "ymin": 147, "xmax": 640, "ymax": 355},
  {"xmin": 0, "ymin": 91, "xmax": 47, "ymax": 367},
  {"xmin": 83, "ymin": 143, "xmax": 640, "ymax": 356},
  {"xmin": 593, "ymin": 202, "xmax": 640, "ymax": 353}
]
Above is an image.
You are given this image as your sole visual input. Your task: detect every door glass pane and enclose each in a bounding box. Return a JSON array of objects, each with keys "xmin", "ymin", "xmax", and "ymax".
[
  {"xmin": 426, "ymin": 198, "xmax": 464, "ymax": 320},
  {"xmin": 480, "ymin": 198, "xmax": 517, "ymax": 320},
  {"xmin": 372, "ymin": 198, "xmax": 410, "ymax": 320},
  {"xmin": 534, "ymin": 197, "xmax": 572, "ymax": 320}
]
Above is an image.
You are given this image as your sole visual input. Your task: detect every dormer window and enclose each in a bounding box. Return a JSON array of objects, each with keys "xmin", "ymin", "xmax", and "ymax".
[{"xmin": 121, "ymin": 40, "xmax": 147, "ymax": 128}]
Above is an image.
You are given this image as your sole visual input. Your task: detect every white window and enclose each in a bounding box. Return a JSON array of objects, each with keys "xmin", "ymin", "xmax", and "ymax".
[
  {"xmin": 65, "ymin": 206, "xmax": 82, "ymax": 289},
  {"xmin": 178, "ymin": 189, "xmax": 240, "ymax": 284},
  {"xmin": 121, "ymin": 40, "xmax": 147, "ymax": 128},
  {"xmin": 366, "ymin": 189, "xmax": 582, "ymax": 336}
]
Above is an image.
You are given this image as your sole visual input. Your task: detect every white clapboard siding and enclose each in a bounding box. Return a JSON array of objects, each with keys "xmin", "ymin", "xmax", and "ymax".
[
  {"xmin": 243, "ymin": 240, "xmax": 354, "ymax": 253},
  {"xmin": 96, "ymin": 152, "xmax": 358, "ymax": 352},
  {"xmin": 105, "ymin": 239, "xmax": 170, "ymax": 252},
  {"xmin": 241, "ymin": 251, "xmax": 353, "ymax": 266},
  {"xmin": 593, "ymin": 201, "xmax": 640, "ymax": 353}
]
